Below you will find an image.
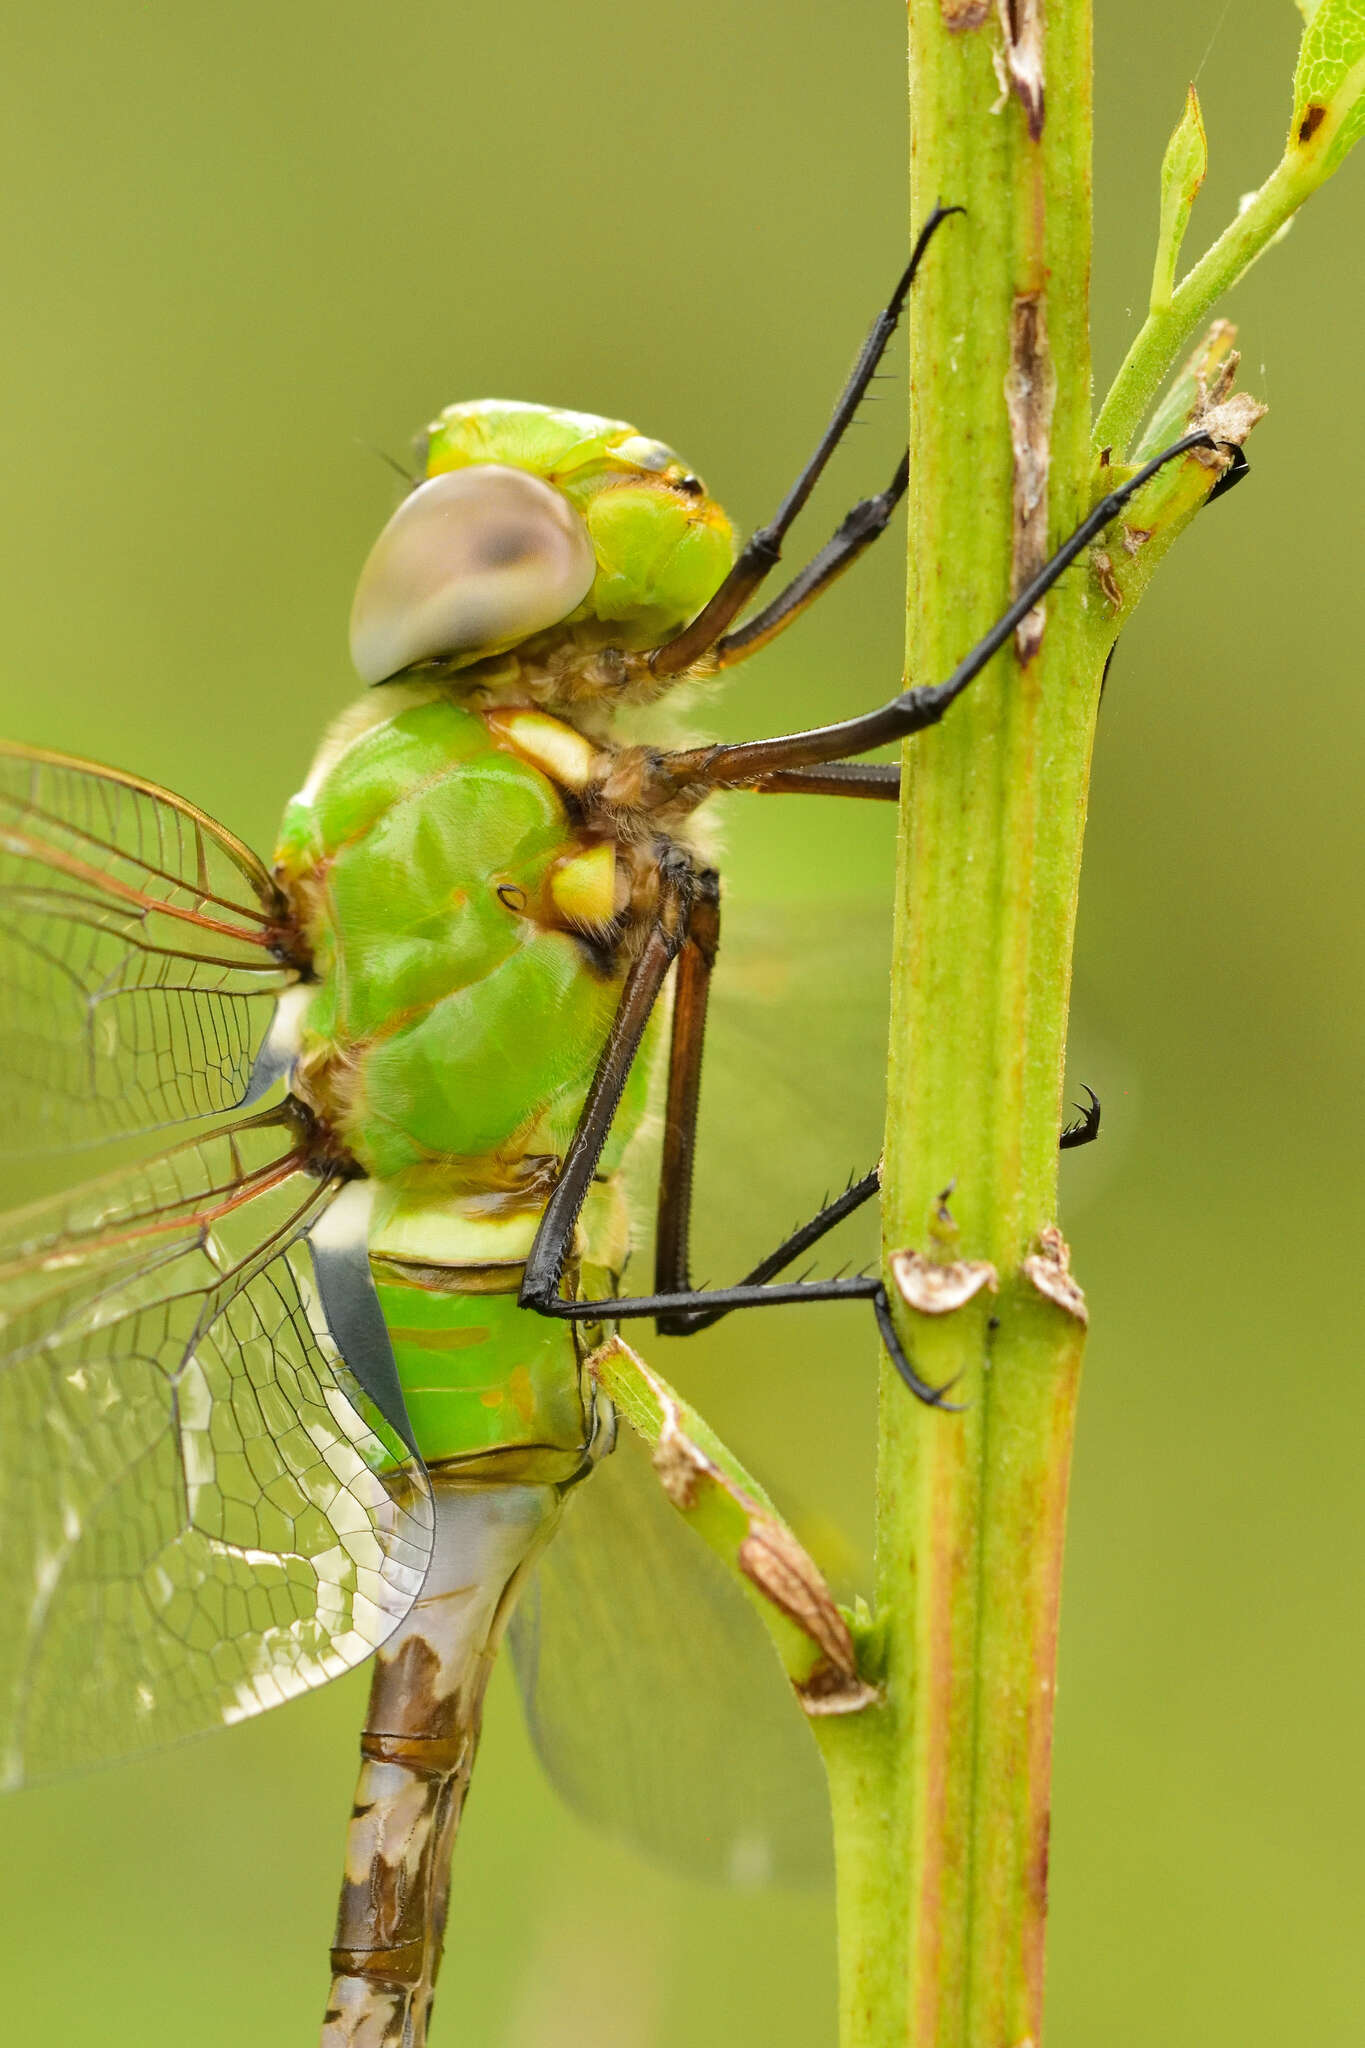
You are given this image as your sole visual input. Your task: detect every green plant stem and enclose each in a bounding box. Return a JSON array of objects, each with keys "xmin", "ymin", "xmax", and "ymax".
[
  {"xmin": 1094, "ymin": 154, "xmax": 1301, "ymax": 456},
  {"xmin": 814, "ymin": 6, "xmax": 1097, "ymax": 2042},
  {"xmin": 807, "ymin": 7, "xmax": 1364, "ymax": 2040}
]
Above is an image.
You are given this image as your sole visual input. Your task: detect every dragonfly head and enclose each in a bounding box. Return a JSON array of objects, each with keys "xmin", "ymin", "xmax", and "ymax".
[{"xmin": 349, "ymin": 399, "xmax": 735, "ymax": 686}]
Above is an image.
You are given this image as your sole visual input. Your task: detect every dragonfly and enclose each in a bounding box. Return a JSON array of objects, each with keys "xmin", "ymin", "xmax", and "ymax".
[{"xmin": 0, "ymin": 202, "xmax": 1224, "ymax": 2046}]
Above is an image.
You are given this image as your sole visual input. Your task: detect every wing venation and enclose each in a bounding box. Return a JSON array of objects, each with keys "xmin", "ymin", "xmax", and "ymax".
[
  {"xmin": 0, "ymin": 743, "xmax": 299, "ymax": 1149},
  {"xmin": 0, "ymin": 1109, "xmax": 432, "ymax": 1787}
]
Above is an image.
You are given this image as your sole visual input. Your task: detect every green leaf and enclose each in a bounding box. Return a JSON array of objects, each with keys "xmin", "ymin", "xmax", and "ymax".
[
  {"xmin": 1151, "ymin": 85, "xmax": 1208, "ymax": 313},
  {"xmin": 1292, "ymin": 0, "xmax": 1365, "ymax": 175},
  {"xmin": 1295, "ymin": 0, "xmax": 1324, "ymax": 24}
]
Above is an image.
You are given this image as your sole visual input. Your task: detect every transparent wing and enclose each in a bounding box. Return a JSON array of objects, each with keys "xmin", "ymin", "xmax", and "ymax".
[
  {"xmin": 511, "ymin": 879, "xmax": 1107, "ymax": 1883},
  {"xmin": 0, "ymin": 742, "xmax": 296, "ymax": 1150},
  {"xmin": 0, "ymin": 1106, "xmax": 433, "ymax": 1788},
  {"xmin": 681, "ymin": 887, "xmax": 1115, "ymax": 1247},
  {"xmin": 508, "ymin": 894, "xmax": 890, "ymax": 1883},
  {"xmin": 705, "ymin": 892, "xmax": 889, "ymax": 1216},
  {"xmin": 508, "ymin": 1420, "xmax": 833, "ymax": 1890},
  {"xmin": 623, "ymin": 893, "xmax": 893, "ymax": 1289}
]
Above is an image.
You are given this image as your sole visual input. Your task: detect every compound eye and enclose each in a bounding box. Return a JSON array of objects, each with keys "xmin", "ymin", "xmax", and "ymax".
[{"xmin": 349, "ymin": 465, "xmax": 597, "ymax": 684}]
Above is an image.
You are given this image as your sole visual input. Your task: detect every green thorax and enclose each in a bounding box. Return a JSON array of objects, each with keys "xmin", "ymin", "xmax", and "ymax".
[
  {"xmin": 276, "ymin": 684, "xmax": 651, "ymax": 1184},
  {"xmin": 276, "ymin": 684, "xmax": 656, "ymax": 1476}
]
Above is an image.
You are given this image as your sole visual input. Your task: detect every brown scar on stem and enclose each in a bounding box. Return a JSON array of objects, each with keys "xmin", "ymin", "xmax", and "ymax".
[
  {"xmin": 941, "ymin": 0, "xmax": 991, "ymax": 26},
  {"xmin": 992, "ymin": 0, "xmax": 1045, "ymax": 140},
  {"xmin": 652, "ymin": 1407, "xmax": 705, "ymax": 1511},
  {"xmin": 1005, "ymin": 291, "xmax": 1056, "ymax": 664},
  {"xmin": 649, "ymin": 1377, "xmax": 876, "ymax": 1714},
  {"xmin": 1198, "ymin": 346, "xmax": 1241, "ymax": 412},
  {"xmin": 802, "ymin": 1655, "xmax": 882, "ymax": 1714},
  {"xmin": 1180, "ymin": 334, "xmax": 1264, "ymax": 458},
  {"xmin": 890, "ymin": 1248, "xmax": 999, "ymax": 1315},
  {"xmin": 1190, "ymin": 390, "xmax": 1268, "ymax": 461},
  {"xmin": 1088, "ymin": 355, "xmax": 1262, "ymax": 604},
  {"xmin": 1298, "ymin": 103, "xmax": 1327, "ymax": 145},
  {"xmin": 1022, "ymin": 1224, "xmax": 1088, "ymax": 1325},
  {"xmin": 1091, "ymin": 550, "xmax": 1123, "ymax": 608},
  {"xmin": 738, "ymin": 1519, "xmax": 877, "ymax": 1715},
  {"xmin": 1031, "ymin": 1802, "xmax": 1052, "ymax": 1920}
]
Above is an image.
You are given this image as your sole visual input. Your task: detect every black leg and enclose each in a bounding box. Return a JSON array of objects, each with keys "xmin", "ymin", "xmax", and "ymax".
[
  {"xmin": 1059, "ymin": 1085, "xmax": 1100, "ymax": 1149},
  {"xmin": 517, "ymin": 858, "xmax": 952, "ymax": 1403},
  {"xmin": 640, "ymin": 431, "xmax": 1221, "ymax": 802},
  {"xmin": 713, "ymin": 455, "xmax": 909, "ymax": 668},
  {"xmin": 521, "ymin": 851, "xmax": 1104, "ymax": 1410},
  {"xmin": 1207, "ymin": 443, "xmax": 1250, "ymax": 501},
  {"xmin": 661, "ymin": 1082, "xmax": 1099, "ymax": 1339},
  {"xmin": 710, "ymin": 430, "xmax": 1232, "ymax": 796},
  {"xmin": 647, "ymin": 206, "xmax": 962, "ymax": 679},
  {"xmin": 520, "ymin": 845, "xmax": 700, "ymax": 1312},
  {"xmin": 648, "ymin": 869, "xmax": 886, "ymax": 1327},
  {"xmin": 652, "ymin": 869, "xmax": 720, "ymax": 1302},
  {"xmin": 658, "ymin": 1170, "xmax": 881, "ymax": 1335},
  {"xmin": 745, "ymin": 761, "xmax": 901, "ymax": 800},
  {"xmin": 641, "ymin": 876, "xmax": 929, "ymax": 1389},
  {"xmin": 553, "ymin": 1264, "xmax": 958, "ymax": 1408}
]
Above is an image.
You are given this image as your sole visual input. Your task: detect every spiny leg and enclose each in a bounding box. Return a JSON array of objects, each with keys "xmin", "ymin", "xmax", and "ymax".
[
  {"xmin": 662, "ymin": 1088, "xmax": 1100, "ymax": 1339},
  {"xmin": 649, "ymin": 223, "xmax": 1245, "ymax": 684},
  {"xmin": 518, "ymin": 857, "xmax": 951, "ymax": 1404},
  {"xmin": 566, "ymin": 1267, "xmax": 955, "ymax": 1408},
  {"xmin": 646, "ymin": 778, "xmax": 1097, "ymax": 1309},
  {"xmin": 533, "ymin": 360, "xmax": 1210, "ymax": 1412},
  {"xmin": 519, "ymin": 848, "xmax": 879, "ymax": 1334},
  {"xmin": 666, "ymin": 1078, "xmax": 1101, "ymax": 1338},
  {"xmin": 649, "ymin": 907, "xmax": 1099, "ymax": 1336},
  {"xmin": 721, "ymin": 414, "xmax": 1231, "ymax": 799},
  {"xmin": 651, "ymin": 869, "xmax": 719, "ymax": 1305},
  {"xmin": 644, "ymin": 911, "xmax": 929, "ymax": 1395},
  {"xmin": 660, "ymin": 1171, "xmax": 882, "ymax": 1336},
  {"xmin": 746, "ymin": 760, "xmax": 901, "ymax": 799},
  {"xmin": 519, "ymin": 844, "xmax": 700, "ymax": 1312},
  {"xmin": 641, "ymin": 872, "xmax": 931, "ymax": 1388},
  {"xmin": 519, "ymin": 846, "xmax": 880, "ymax": 1329},
  {"xmin": 713, "ymin": 454, "xmax": 909, "ymax": 668},
  {"xmin": 638, "ymin": 430, "xmax": 1224, "ymax": 801},
  {"xmin": 647, "ymin": 205, "xmax": 962, "ymax": 679},
  {"xmin": 522, "ymin": 865, "xmax": 1103, "ymax": 1405},
  {"xmin": 1060, "ymin": 1085, "xmax": 1101, "ymax": 1149},
  {"xmin": 649, "ymin": 868, "xmax": 882, "ymax": 1326}
]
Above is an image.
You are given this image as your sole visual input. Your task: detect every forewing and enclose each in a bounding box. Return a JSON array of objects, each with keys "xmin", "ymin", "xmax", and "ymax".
[
  {"xmin": 509, "ymin": 1421, "xmax": 833, "ymax": 1890},
  {"xmin": 0, "ymin": 742, "xmax": 295, "ymax": 1149},
  {"xmin": 0, "ymin": 1109, "xmax": 433, "ymax": 1787}
]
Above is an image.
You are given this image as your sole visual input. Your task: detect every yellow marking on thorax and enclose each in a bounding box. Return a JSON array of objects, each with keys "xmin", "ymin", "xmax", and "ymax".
[
  {"xmin": 507, "ymin": 1366, "xmax": 537, "ymax": 1426},
  {"xmin": 486, "ymin": 707, "xmax": 599, "ymax": 790},
  {"xmin": 386, "ymin": 1324, "xmax": 491, "ymax": 1351}
]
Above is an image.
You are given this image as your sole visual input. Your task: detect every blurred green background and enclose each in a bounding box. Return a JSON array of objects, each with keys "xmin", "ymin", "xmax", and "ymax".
[{"xmin": 2, "ymin": 1, "xmax": 1362, "ymax": 2042}]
